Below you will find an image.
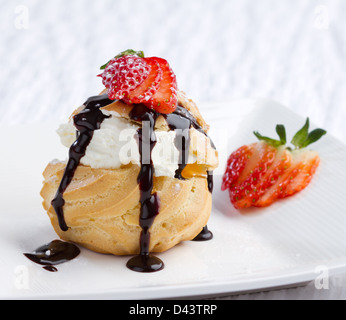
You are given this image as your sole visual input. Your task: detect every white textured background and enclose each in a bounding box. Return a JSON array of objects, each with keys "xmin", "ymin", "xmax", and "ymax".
[{"xmin": 1, "ymin": 0, "xmax": 346, "ymax": 299}]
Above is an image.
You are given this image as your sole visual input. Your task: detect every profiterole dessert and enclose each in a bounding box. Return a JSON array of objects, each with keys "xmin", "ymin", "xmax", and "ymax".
[{"xmin": 40, "ymin": 50, "xmax": 218, "ymax": 272}]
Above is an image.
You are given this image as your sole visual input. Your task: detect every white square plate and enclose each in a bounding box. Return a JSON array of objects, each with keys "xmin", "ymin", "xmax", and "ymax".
[{"xmin": 1, "ymin": 98, "xmax": 346, "ymax": 299}]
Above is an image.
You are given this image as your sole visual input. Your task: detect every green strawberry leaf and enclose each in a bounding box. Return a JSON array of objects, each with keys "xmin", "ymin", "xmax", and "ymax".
[
  {"xmin": 254, "ymin": 124, "xmax": 286, "ymax": 148},
  {"xmin": 291, "ymin": 118, "xmax": 310, "ymax": 148},
  {"xmin": 100, "ymin": 49, "xmax": 145, "ymax": 70},
  {"xmin": 291, "ymin": 118, "xmax": 326, "ymax": 149},
  {"xmin": 301, "ymin": 128, "xmax": 327, "ymax": 148},
  {"xmin": 276, "ymin": 124, "xmax": 287, "ymax": 145},
  {"xmin": 115, "ymin": 49, "xmax": 144, "ymax": 59}
]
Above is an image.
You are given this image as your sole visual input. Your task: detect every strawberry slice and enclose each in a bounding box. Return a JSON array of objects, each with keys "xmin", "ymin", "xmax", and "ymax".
[
  {"xmin": 145, "ymin": 57, "xmax": 178, "ymax": 114},
  {"xmin": 222, "ymin": 118, "xmax": 326, "ymax": 209},
  {"xmin": 125, "ymin": 58, "xmax": 162, "ymax": 104},
  {"xmin": 100, "ymin": 55, "xmax": 151, "ymax": 101},
  {"xmin": 255, "ymin": 149, "xmax": 320, "ymax": 206}
]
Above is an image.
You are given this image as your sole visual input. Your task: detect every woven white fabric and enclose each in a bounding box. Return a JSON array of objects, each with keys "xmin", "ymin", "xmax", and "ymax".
[{"xmin": 1, "ymin": 0, "xmax": 346, "ymax": 299}]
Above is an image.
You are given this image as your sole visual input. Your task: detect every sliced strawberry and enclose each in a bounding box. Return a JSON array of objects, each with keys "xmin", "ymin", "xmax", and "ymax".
[
  {"xmin": 125, "ymin": 58, "xmax": 162, "ymax": 104},
  {"xmin": 99, "ymin": 51, "xmax": 178, "ymax": 114},
  {"xmin": 221, "ymin": 144, "xmax": 252, "ymax": 192},
  {"xmin": 222, "ymin": 119, "xmax": 326, "ymax": 209},
  {"xmin": 100, "ymin": 55, "xmax": 151, "ymax": 100},
  {"xmin": 229, "ymin": 143, "xmax": 281, "ymax": 208},
  {"xmin": 278, "ymin": 150, "xmax": 320, "ymax": 198},
  {"xmin": 144, "ymin": 57, "xmax": 178, "ymax": 114}
]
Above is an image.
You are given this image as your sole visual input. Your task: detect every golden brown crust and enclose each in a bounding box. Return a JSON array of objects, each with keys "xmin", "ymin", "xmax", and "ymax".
[
  {"xmin": 177, "ymin": 91, "xmax": 209, "ymax": 133},
  {"xmin": 41, "ymin": 162, "xmax": 212, "ymax": 255}
]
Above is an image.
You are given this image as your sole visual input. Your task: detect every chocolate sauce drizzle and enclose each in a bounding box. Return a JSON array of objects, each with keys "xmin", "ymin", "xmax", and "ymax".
[
  {"xmin": 207, "ymin": 170, "xmax": 214, "ymax": 193},
  {"xmin": 193, "ymin": 226, "xmax": 213, "ymax": 241},
  {"xmin": 163, "ymin": 109, "xmax": 191, "ymax": 180},
  {"xmin": 24, "ymin": 240, "xmax": 80, "ymax": 272},
  {"xmin": 127, "ymin": 105, "xmax": 215, "ymax": 267},
  {"xmin": 51, "ymin": 94, "xmax": 112, "ymax": 231},
  {"xmin": 40, "ymin": 95, "xmax": 215, "ymax": 273},
  {"xmin": 193, "ymin": 171, "xmax": 214, "ymax": 241},
  {"xmin": 163, "ymin": 107, "xmax": 215, "ymax": 243},
  {"xmin": 163, "ymin": 106, "xmax": 216, "ymax": 179},
  {"xmin": 126, "ymin": 105, "xmax": 164, "ymax": 272}
]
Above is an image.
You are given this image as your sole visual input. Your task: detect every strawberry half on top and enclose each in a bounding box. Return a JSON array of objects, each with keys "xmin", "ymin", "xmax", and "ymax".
[
  {"xmin": 221, "ymin": 118, "xmax": 327, "ymax": 209},
  {"xmin": 99, "ymin": 49, "xmax": 178, "ymax": 114}
]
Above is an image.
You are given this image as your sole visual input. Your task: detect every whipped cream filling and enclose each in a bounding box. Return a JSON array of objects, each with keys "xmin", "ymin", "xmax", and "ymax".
[{"xmin": 57, "ymin": 110, "xmax": 209, "ymax": 178}]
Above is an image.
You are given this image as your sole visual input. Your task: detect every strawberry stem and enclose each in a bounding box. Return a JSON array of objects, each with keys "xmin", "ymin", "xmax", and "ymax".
[{"xmin": 254, "ymin": 118, "xmax": 326, "ymax": 150}]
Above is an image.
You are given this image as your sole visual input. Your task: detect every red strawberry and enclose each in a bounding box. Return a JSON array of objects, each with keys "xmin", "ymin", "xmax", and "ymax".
[
  {"xmin": 100, "ymin": 55, "xmax": 150, "ymax": 100},
  {"xmin": 126, "ymin": 57, "xmax": 162, "ymax": 104},
  {"xmin": 145, "ymin": 57, "xmax": 178, "ymax": 114},
  {"xmin": 222, "ymin": 119, "xmax": 326, "ymax": 209},
  {"xmin": 99, "ymin": 50, "xmax": 178, "ymax": 114}
]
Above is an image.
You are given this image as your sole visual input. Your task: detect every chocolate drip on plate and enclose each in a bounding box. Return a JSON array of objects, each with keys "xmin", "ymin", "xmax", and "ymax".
[
  {"xmin": 193, "ymin": 171, "xmax": 214, "ymax": 241},
  {"xmin": 24, "ymin": 240, "xmax": 80, "ymax": 272},
  {"xmin": 51, "ymin": 94, "xmax": 112, "ymax": 231},
  {"xmin": 193, "ymin": 226, "xmax": 213, "ymax": 241}
]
